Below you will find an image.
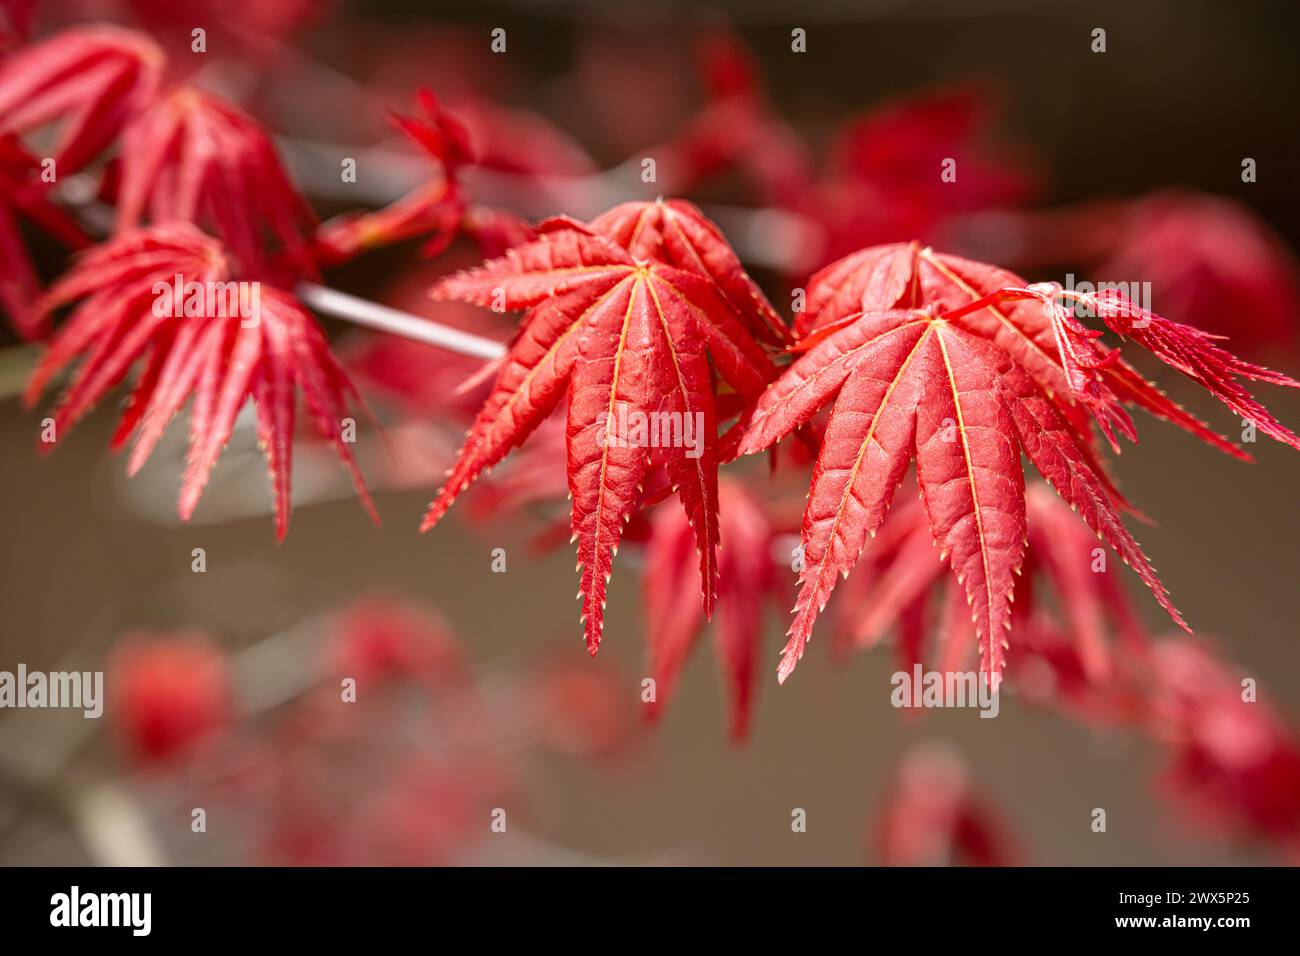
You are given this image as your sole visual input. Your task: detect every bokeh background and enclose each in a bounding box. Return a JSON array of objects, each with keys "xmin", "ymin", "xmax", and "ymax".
[{"xmin": 1, "ymin": 0, "xmax": 1299, "ymax": 865}]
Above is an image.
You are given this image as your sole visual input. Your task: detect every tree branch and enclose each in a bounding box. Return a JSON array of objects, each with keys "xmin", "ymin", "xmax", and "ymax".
[{"xmin": 295, "ymin": 282, "xmax": 506, "ymax": 360}]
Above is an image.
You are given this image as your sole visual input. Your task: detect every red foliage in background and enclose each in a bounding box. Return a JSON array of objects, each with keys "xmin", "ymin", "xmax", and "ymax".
[
  {"xmin": 109, "ymin": 633, "xmax": 231, "ymax": 765},
  {"xmin": 872, "ymin": 745, "xmax": 1021, "ymax": 866}
]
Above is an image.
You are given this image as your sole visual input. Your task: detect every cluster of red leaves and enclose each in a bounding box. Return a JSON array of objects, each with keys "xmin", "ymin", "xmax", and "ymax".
[
  {"xmin": 2, "ymin": 20, "xmax": 574, "ymax": 538},
  {"xmin": 23, "ymin": 224, "xmax": 375, "ymax": 538},
  {"xmin": 422, "ymin": 199, "xmax": 787, "ymax": 652},
  {"xmin": 0, "ymin": 26, "xmax": 427, "ymax": 534},
  {"xmin": 0, "ymin": 26, "xmax": 162, "ymax": 337},
  {"xmin": 106, "ymin": 597, "xmax": 635, "ymax": 864},
  {"xmin": 1025, "ymin": 632, "xmax": 1300, "ymax": 855},
  {"xmin": 735, "ymin": 240, "xmax": 1298, "ymax": 683},
  {"xmin": 4, "ymin": 17, "xmax": 1299, "ymax": 830},
  {"xmin": 238, "ymin": 602, "xmax": 513, "ymax": 866},
  {"xmin": 1147, "ymin": 641, "xmax": 1300, "ymax": 852},
  {"xmin": 112, "ymin": 87, "xmax": 318, "ymax": 276}
]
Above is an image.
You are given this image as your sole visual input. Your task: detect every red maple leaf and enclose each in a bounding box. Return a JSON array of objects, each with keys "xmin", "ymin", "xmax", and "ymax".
[
  {"xmin": 24, "ymin": 223, "xmax": 376, "ymax": 538},
  {"xmin": 315, "ymin": 90, "xmax": 534, "ymax": 265},
  {"xmin": 115, "ymin": 87, "xmax": 318, "ymax": 277},
  {"xmin": 0, "ymin": 25, "xmax": 163, "ymax": 176},
  {"xmin": 421, "ymin": 200, "xmax": 784, "ymax": 653},
  {"xmin": 739, "ymin": 242, "xmax": 1299, "ymax": 682},
  {"xmin": 643, "ymin": 478, "xmax": 787, "ymax": 741}
]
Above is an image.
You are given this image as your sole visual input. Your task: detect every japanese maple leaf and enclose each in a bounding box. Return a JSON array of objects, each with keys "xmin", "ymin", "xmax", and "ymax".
[
  {"xmin": 115, "ymin": 87, "xmax": 318, "ymax": 276},
  {"xmin": 795, "ymin": 242, "xmax": 1293, "ymax": 457},
  {"xmin": 422, "ymin": 201, "xmax": 783, "ymax": 652},
  {"xmin": 316, "ymin": 90, "xmax": 533, "ymax": 265},
  {"xmin": 0, "ymin": 25, "xmax": 163, "ymax": 175},
  {"xmin": 0, "ymin": 134, "xmax": 91, "ymax": 339},
  {"xmin": 643, "ymin": 478, "xmax": 786, "ymax": 741},
  {"xmin": 24, "ymin": 223, "xmax": 376, "ymax": 539},
  {"xmin": 740, "ymin": 241, "xmax": 1299, "ymax": 682}
]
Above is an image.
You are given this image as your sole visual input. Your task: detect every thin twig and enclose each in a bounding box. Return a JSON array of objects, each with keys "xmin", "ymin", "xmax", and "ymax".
[{"xmin": 296, "ymin": 282, "xmax": 507, "ymax": 360}]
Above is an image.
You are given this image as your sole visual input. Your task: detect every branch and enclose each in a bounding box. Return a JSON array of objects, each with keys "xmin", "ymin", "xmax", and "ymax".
[{"xmin": 296, "ymin": 282, "xmax": 506, "ymax": 360}]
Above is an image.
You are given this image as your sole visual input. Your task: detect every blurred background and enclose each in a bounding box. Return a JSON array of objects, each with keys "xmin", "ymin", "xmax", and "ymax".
[{"xmin": 1, "ymin": 0, "xmax": 1299, "ymax": 865}]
